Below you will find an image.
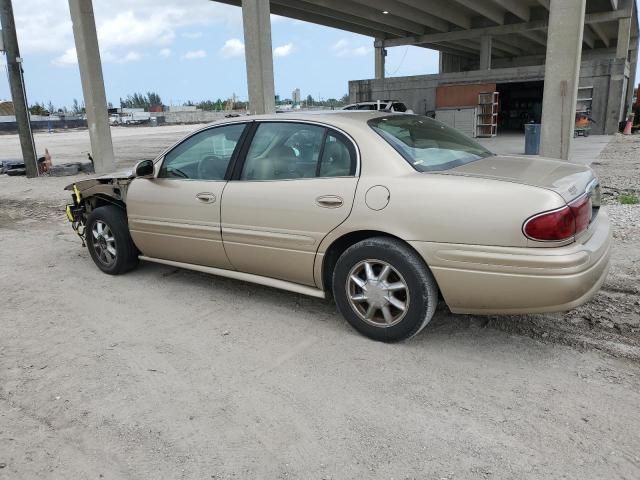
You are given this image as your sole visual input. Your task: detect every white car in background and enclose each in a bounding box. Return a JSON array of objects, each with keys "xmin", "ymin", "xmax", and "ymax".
[{"xmin": 342, "ymin": 100, "xmax": 411, "ymax": 113}]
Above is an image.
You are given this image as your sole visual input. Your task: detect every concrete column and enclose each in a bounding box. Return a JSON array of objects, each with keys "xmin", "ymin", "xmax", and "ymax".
[
  {"xmin": 602, "ymin": 17, "xmax": 634, "ymax": 132},
  {"xmin": 616, "ymin": 17, "xmax": 632, "ymax": 59},
  {"xmin": 480, "ymin": 35, "xmax": 492, "ymax": 70},
  {"xmin": 625, "ymin": 38, "xmax": 638, "ymax": 114},
  {"xmin": 68, "ymin": 0, "xmax": 115, "ymax": 173},
  {"xmin": 375, "ymin": 40, "xmax": 386, "ymax": 79},
  {"xmin": 540, "ymin": 0, "xmax": 586, "ymax": 160},
  {"xmin": 241, "ymin": 0, "xmax": 275, "ymax": 115}
]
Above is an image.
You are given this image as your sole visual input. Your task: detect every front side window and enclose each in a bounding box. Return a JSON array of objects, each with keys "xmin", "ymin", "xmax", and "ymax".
[
  {"xmin": 241, "ymin": 122, "xmax": 355, "ymax": 180},
  {"xmin": 369, "ymin": 115, "xmax": 493, "ymax": 172},
  {"xmin": 159, "ymin": 123, "xmax": 246, "ymax": 180}
]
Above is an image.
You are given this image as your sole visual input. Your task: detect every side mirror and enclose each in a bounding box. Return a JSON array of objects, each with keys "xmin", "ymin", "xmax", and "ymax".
[{"xmin": 134, "ymin": 159, "xmax": 154, "ymax": 178}]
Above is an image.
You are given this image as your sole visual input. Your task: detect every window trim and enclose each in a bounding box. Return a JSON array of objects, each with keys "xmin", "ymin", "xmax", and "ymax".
[
  {"xmin": 154, "ymin": 121, "xmax": 252, "ymax": 182},
  {"xmin": 231, "ymin": 119, "xmax": 361, "ymax": 182}
]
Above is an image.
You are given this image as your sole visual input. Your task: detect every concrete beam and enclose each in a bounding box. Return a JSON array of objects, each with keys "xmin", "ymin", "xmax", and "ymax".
[
  {"xmin": 540, "ymin": 0, "xmax": 586, "ymax": 160},
  {"xmin": 376, "ymin": 11, "xmax": 625, "ymax": 48},
  {"xmin": 296, "ymin": 0, "xmax": 428, "ymax": 35},
  {"xmin": 492, "ymin": 0, "xmax": 530, "ymax": 22},
  {"xmin": 536, "ymin": 0, "xmax": 550, "ymax": 10},
  {"xmin": 583, "ymin": 26, "xmax": 596, "ymax": 48},
  {"xmin": 68, "ymin": 0, "xmax": 114, "ymax": 173},
  {"xmin": 500, "ymin": 34, "xmax": 546, "ymax": 53},
  {"xmin": 590, "ymin": 22, "xmax": 610, "ymax": 47},
  {"xmin": 492, "ymin": 39, "xmax": 525, "ymax": 56},
  {"xmin": 397, "ymin": 0, "xmax": 471, "ymax": 29},
  {"xmin": 374, "ymin": 40, "xmax": 385, "ymax": 79},
  {"xmin": 241, "ymin": 0, "xmax": 275, "ymax": 115},
  {"xmin": 347, "ymin": 0, "xmax": 448, "ymax": 32},
  {"xmin": 480, "ymin": 35, "xmax": 492, "ymax": 69},
  {"xmin": 453, "ymin": 0, "xmax": 504, "ymax": 25},
  {"xmin": 520, "ymin": 30, "xmax": 548, "ymax": 46},
  {"xmin": 217, "ymin": 0, "xmax": 409, "ymax": 38},
  {"xmin": 271, "ymin": 0, "xmax": 408, "ymax": 37}
]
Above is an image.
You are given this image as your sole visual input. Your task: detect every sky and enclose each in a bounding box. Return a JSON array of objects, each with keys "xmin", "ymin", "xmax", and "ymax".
[
  {"xmin": 0, "ymin": 0, "xmax": 637, "ymax": 110},
  {"xmin": 0, "ymin": 0, "xmax": 438, "ymax": 109}
]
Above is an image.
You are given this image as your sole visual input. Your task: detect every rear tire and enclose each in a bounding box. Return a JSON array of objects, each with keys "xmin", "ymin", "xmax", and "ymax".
[
  {"xmin": 332, "ymin": 237, "xmax": 438, "ymax": 342},
  {"xmin": 86, "ymin": 205, "xmax": 138, "ymax": 275}
]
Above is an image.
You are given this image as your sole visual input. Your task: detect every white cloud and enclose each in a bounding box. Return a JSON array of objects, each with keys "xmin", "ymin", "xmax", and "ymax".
[
  {"xmin": 14, "ymin": 0, "xmax": 241, "ymax": 61},
  {"xmin": 351, "ymin": 46, "xmax": 371, "ymax": 56},
  {"xmin": 53, "ymin": 47, "xmax": 78, "ymax": 66},
  {"xmin": 54, "ymin": 48, "xmax": 142, "ymax": 66},
  {"xmin": 220, "ymin": 38, "xmax": 245, "ymax": 58},
  {"xmin": 182, "ymin": 32, "xmax": 203, "ymax": 39},
  {"xmin": 332, "ymin": 39, "xmax": 349, "ymax": 51},
  {"xmin": 332, "ymin": 38, "xmax": 372, "ymax": 57},
  {"xmin": 273, "ymin": 42, "xmax": 295, "ymax": 58},
  {"xmin": 182, "ymin": 49, "xmax": 207, "ymax": 60},
  {"xmin": 117, "ymin": 51, "xmax": 143, "ymax": 63},
  {"xmin": 159, "ymin": 48, "xmax": 172, "ymax": 57}
]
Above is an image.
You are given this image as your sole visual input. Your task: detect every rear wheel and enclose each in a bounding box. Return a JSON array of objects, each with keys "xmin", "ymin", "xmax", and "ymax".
[
  {"xmin": 86, "ymin": 205, "xmax": 138, "ymax": 275},
  {"xmin": 332, "ymin": 237, "xmax": 438, "ymax": 342}
]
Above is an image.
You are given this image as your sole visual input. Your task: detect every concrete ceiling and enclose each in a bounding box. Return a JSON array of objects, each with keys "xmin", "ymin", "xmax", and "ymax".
[{"xmin": 212, "ymin": 0, "xmax": 636, "ymax": 59}]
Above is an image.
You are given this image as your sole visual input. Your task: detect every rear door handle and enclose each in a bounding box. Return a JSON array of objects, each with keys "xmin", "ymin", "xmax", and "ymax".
[
  {"xmin": 316, "ymin": 195, "xmax": 343, "ymax": 208},
  {"xmin": 196, "ymin": 192, "xmax": 216, "ymax": 203}
]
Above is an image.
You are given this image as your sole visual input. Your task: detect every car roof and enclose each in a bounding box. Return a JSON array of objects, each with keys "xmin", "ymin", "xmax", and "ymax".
[{"xmin": 208, "ymin": 110, "xmax": 404, "ymax": 129}]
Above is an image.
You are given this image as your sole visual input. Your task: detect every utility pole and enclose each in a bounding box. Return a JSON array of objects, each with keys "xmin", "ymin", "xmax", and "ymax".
[{"xmin": 0, "ymin": 0, "xmax": 38, "ymax": 177}]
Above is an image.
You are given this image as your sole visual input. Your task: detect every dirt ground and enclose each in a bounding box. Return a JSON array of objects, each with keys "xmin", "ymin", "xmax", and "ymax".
[{"xmin": 1, "ymin": 128, "xmax": 640, "ymax": 479}]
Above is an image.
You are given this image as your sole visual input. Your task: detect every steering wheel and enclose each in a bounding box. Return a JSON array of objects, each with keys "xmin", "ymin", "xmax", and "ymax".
[{"xmin": 197, "ymin": 155, "xmax": 226, "ymax": 180}]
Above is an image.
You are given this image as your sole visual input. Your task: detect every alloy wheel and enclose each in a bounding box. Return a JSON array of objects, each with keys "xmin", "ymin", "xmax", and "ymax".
[
  {"xmin": 346, "ymin": 259, "xmax": 410, "ymax": 327},
  {"xmin": 91, "ymin": 220, "xmax": 117, "ymax": 267}
]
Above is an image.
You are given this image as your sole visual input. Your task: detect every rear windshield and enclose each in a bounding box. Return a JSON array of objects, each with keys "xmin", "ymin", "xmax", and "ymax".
[{"xmin": 368, "ymin": 115, "xmax": 494, "ymax": 172}]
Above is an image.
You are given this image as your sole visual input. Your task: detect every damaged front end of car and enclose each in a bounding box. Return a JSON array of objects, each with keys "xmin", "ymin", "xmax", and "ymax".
[{"xmin": 64, "ymin": 175, "xmax": 133, "ymax": 247}]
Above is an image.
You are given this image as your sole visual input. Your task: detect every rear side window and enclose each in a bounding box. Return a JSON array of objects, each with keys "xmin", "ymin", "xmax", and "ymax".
[
  {"xmin": 392, "ymin": 102, "xmax": 407, "ymax": 112},
  {"xmin": 369, "ymin": 115, "xmax": 493, "ymax": 172},
  {"xmin": 241, "ymin": 122, "xmax": 356, "ymax": 180}
]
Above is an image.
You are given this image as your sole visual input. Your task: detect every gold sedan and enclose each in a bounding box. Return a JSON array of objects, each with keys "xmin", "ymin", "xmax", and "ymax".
[{"xmin": 66, "ymin": 112, "xmax": 611, "ymax": 341}]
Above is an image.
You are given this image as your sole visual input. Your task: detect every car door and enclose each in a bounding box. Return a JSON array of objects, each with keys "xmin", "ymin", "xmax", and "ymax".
[
  {"xmin": 220, "ymin": 121, "xmax": 359, "ymax": 286},
  {"xmin": 127, "ymin": 122, "xmax": 248, "ymax": 268}
]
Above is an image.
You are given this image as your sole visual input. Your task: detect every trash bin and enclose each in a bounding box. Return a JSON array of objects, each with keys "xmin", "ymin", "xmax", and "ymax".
[{"xmin": 524, "ymin": 123, "xmax": 541, "ymax": 155}]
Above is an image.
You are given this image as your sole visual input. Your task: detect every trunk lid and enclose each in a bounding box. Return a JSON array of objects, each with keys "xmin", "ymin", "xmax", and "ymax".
[{"xmin": 440, "ymin": 155, "xmax": 595, "ymax": 202}]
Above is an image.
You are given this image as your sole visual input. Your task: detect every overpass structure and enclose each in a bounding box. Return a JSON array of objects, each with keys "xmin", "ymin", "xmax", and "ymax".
[{"xmin": 65, "ymin": 0, "xmax": 637, "ymax": 171}]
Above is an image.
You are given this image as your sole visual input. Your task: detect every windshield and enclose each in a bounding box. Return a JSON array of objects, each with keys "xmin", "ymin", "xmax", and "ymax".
[{"xmin": 368, "ymin": 115, "xmax": 494, "ymax": 172}]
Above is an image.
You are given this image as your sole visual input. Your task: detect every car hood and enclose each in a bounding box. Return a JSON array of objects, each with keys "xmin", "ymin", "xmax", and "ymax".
[{"xmin": 441, "ymin": 155, "xmax": 595, "ymax": 202}]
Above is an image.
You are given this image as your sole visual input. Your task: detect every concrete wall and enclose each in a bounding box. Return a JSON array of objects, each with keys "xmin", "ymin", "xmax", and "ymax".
[
  {"xmin": 0, "ymin": 119, "xmax": 87, "ymax": 133},
  {"xmin": 349, "ymin": 65, "xmax": 545, "ymax": 116},
  {"xmin": 349, "ymin": 58, "xmax": 628, "ymax": 134}
]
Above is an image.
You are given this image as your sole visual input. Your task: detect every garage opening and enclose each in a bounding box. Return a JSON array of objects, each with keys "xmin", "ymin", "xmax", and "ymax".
[{"xmin": 496, "ymin": 81, "xmax": 544, "ymax": 132}]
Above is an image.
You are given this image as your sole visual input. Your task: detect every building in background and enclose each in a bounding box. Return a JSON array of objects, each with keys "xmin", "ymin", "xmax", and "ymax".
[{"xmin": 292, "ymin": 88, "xmax": 301, "ymax": 105}]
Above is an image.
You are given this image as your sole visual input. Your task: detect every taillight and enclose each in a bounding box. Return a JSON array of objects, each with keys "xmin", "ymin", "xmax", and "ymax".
[
  {"xmin": 569, "ymin": 194, "xmax": 592, "ymax": 233},
  {"xmin": 523, "ymin": 193, "xmax": 592, "ymax": 242}
]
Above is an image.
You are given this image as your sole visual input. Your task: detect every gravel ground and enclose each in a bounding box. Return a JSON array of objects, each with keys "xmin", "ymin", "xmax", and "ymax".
[{"xmin": 1, "ymin": 129, "xmax": 639, "ymax": 479}]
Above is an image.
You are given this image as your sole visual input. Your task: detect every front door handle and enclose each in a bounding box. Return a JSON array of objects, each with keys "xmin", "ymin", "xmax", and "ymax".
[
  {"xmin": 196, "ymin": 192, "xmax": 216, "ymax": 203},
  {"xmin": 316, "ymin": 195, "xmax": 343, "ymax": 208}
]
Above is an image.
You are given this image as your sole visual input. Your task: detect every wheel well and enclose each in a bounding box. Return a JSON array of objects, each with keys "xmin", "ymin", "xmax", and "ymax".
[
  {"xmin": 86, "ymin": 194, "xmax": 126, "ymax": 213},
  {"xmin": 321, "ymin": 230, "xmax": 407, "ymax": 294}
]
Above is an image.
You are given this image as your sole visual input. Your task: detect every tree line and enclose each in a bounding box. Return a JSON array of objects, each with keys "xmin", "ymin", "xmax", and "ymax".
[{"xmin": 28, "ymin": 91, "xmax": 351, "ymax": 116}]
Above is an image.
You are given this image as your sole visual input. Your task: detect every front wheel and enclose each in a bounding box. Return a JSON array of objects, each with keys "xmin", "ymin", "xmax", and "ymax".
[
  {"xmin": 332, "ymin": 237, "xmax": 439, "ymax": 342},
  {"xmin": 86, "ymin": 205, "xmax": 138, "ymax": 275}
]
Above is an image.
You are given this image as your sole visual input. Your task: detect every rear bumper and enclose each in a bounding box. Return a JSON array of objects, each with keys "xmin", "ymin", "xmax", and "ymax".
[{"xmin": 409, "ymin": 210, "xmax": 612, "ymax": 315}]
